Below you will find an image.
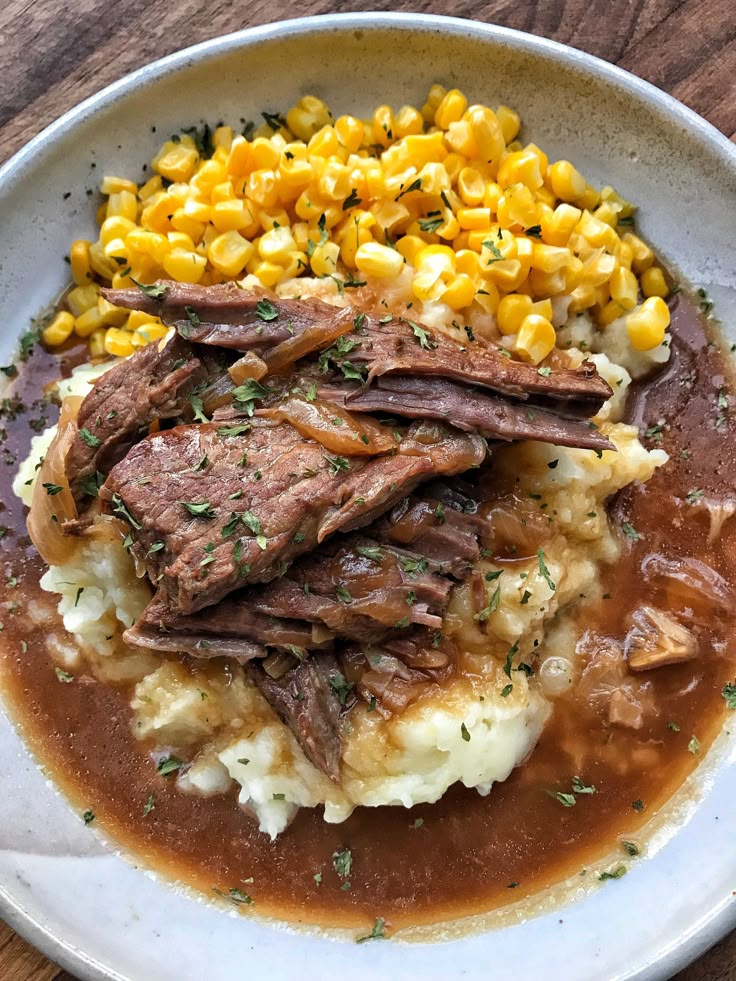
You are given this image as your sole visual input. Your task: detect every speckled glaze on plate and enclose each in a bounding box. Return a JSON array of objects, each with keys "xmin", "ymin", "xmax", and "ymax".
[{"xmin": 0, "ymin": 13, "xmax": 735, "ymax": 981}]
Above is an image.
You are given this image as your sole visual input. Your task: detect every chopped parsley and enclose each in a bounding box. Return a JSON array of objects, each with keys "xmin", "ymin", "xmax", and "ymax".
[
  {"xmin": 217, "ymin": 423, "xmax": 251, "ymax": 437},
  {"xmin": 599, "ymin": 866, "xmax": 627, "ymax": 881},
  {"xmin": 42, "ymin": 482, "xmax": 64, "ymax": 496},
  {"xmin": 632, "ymin": 799, "xmax": 645, "ymax": 812},
  {"xmin": 332, "ymin": 847, "xmax": 352, "ymax": 878},
  {"xmin": 401, "ymin": 557, "xmax": 428, "ymax": 575},
  {"xmin": 688, "ymin": 735, "xmax": 701, "ymax": 755},
  {"xmin": 434, "ymin": 502, "xmax": 446, "ymax": 525},
  {"xmin": 474, "ymin": 576, "xmax": 502, "ymax": 622},
  {"xmin": 571, "ymin": 776, "xmax": 596, "ymax": 795},
  {"xmin": 537, "ymin": 548, "xmax": 556, "ymax": 591},
  {"xmin": 143, "ymin": 793, "xmax": 156, "ymax": 817},
  {"xmin": 231, "ymin": 378, "xmax": 270, "ymax": 416},
  {"xmin": 255, "ymin": 298, "xmax": 278, "ymax": 321},
  {"xmin": 343, "ymin": 188, "xmax": 362, "ymax": 210},
  {"xmin": 622, "ymin": 840, "xmax": 639, "ymax": 857},
  {"xmin": 131, "ymin": 279, "xmax": 168, "ymax": 300},
  {"xmin": 324, "ymin": 454, "xmax": 351, "ymax": 475},
  {"xmin": 54, "ymin": 666, "xmax": 74, "ymax": 683},
  {"xmin": 460, "ymin": 722, "xmax": 471, "ymax": 742},
  {"xmin": 418, "ymin": 216, "xmax": 443, "ymax": 234},
  {"xmin": 356, "ymin": 917, "xmax": 387, "ymax": 943},
  {"xmin": 621, "ymin": 522, "xmax": 641, "ymax": 541},
  {"xmin": 180, "ymin": 501, "xmax": 217, "ymax": 518},
  {"xmin": 156, "ymin": 755, "xmax": 182, "ymax": 776},
  {"xmin": 547, "ymin": 790, "xmax": 576, "ymax": 807},
  {"xmin": 329, "ymin": 671, "xmax": 354, "ymax": 707},
  {"xmin": 356, "ymin": 545, "xmax": 384, "ymax": 564},
  {"xmin": 190, "ymin": 394, "xmax": 209, "ymax": 423},
  {"xmin": 82, "ymin": 809, "xmax": 96, "ymax": 825},
  {"xmin": 335, "ymin": 585, "xmax": 352, "ymax": 603},
  {"xmin": 409, "ymin": 321, "xmax": 436, "ymax": 349},
  {"xmin": 184, "ymin": 305, "xmax": 201, "ymax": 327},
  {"xmin": 722, "ymin": 683, "xmax": 736, "ymax": 709},
  {"xmin": 78, "ymin": 427, "xmax": 101, "ymax": 448}
]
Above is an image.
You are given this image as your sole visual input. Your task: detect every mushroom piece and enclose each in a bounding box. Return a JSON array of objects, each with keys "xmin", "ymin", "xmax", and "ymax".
[{"xmin": 624, "ymin": 606, "xmax": 697, "ymax": 671}]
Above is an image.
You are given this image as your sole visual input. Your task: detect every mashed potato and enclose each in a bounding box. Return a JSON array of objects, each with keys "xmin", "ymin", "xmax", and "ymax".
[{"xmin": 17, "ymin": 295, "xmax": 668, "ymax": 839}]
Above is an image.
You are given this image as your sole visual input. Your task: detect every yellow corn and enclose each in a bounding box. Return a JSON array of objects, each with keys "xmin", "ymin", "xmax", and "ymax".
[
  {"xmin": 442, "ymin": 274, "xmax": 475, "ymax": 310},
  {"xmin": 496, "ymin": 105, "xmax": 521, "ymax": 143},
  {"xmin": 548, "ymin": 160, "xmax": 587, "ymax": 202},
  {"xmin": 497, "ymin": 294, "xmax": 533, "ymax": 335},
  {"xmin": 152, "ymin": 139, "xmax": 199, "ymax": 182},
  {"xmin": 208, "ymin": 231, "xmax": 254, "ymax": 276},
  {"xmin": 97, "ymin": 297, "xmax": 129, "ymax": 327},
  {"xmin": 100, "ymin": 176, "xmax": 138, "ymax": 195},
  {"xmin": 394, "ymin": 105, "xmax": 423, "ymax": 138},
  {"xmin": 435, "ymin": 89, "xmax": 468, "ymax": 130},
  {"xmin": 515, "ymin": 314, "xmax": 556, "ymax": 364},
  {"xmin": 609, "ymin": 266, "xmax": 638, "ymax": 310},
  {"xmin": 640, "ymin": 266, "xmax": 668, "ymax": 298},
  {"xmin": 626, "ymin": 297, "xmax": 670, "ymax": 350},
  {"xmin": 598, "ymin": 300, "xmax": 626, "ymax": 326},
  {"xmin": 310, "ymin": 241, "xmax": 340, "ymax": 277},
  {"xmin": 66, "ymin": 283, "xmax": 100, "ymax": 317},
  {"xmin": 134, "ymin": 323, "xmax": 169, "ymax": 345},
  {"xmin": 163, "ymin": 249, "xmax": 207, "ymax": 283},
  {"xmin": 106, "ymin": 190, "xmax": 138, "ymax": 221},
  {"xmin": 74, "ymin": 306, "xmax": 105, "ymax": 338},
  {"xmin": 69, "ymin": 240, "xmax": 92, "ymax": 285},
  {"xmin": 42, "ymin": 311, "xmax": 75, "ymax": 347},
  {"xmin": 88, "ymin": 329, "xmax": 107, "ymax": 358},
  {"xmin": 355, "ymin": 242, "xmax": 404, "ymax": 279},
  {"xmin": 287, "ymin": 96, "xmax": 332, "ymax": 141},
  {"xmin": 622, "ymin": 232, "xmax": 655, "ymax": 274},
  {"xmin": 104, "ymin": 327, "xmax": 135, "ymax": 357}
]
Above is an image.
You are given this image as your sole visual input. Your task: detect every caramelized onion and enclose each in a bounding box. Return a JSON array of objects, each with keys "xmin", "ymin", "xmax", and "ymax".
[
  {"xmin": 27, "ymin": 397, "xmax": 83, "ymax": 565},
  {"xmin": 263, "ymin": 305, "xmax": 354, "ymax": 373},
  {"xmin": 264, "ymin": 397, "xmax": 395, "ymax": 456},
  {"xmin": 228, "ymin": 351, "xmax": 268, "ymax": 385}
]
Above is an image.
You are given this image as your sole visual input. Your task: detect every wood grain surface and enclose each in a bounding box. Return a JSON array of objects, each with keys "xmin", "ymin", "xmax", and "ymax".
[{"xmin": 0, "ymin": 1, "xmax": 734, "ymax": 979}]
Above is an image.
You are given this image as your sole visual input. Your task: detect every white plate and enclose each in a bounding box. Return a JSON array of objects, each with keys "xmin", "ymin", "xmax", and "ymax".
[{"xmin": 1, "ymin": 13, "xmax": 735, "ymax": 981}]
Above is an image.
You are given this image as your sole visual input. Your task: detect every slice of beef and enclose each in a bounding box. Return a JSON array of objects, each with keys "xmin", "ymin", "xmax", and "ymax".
[
  {"xmin": 124, "ymin": 591, "xmax": 329, "ymax": 662},
  {"xmin": 66, "ymin": 333, "xmax": 204, "ymax": 506},
  {"xmin": 101, "ymin": 283, "xmax": 612, "ymax": 410},
  {"xmin": 247, "ymin": 653, "xmax": 349, "ymax": 780},
  {"xmin": 103, "ymin": 418, "xmax": 485, "ymax": 613},
  {"xmin": 318, "ymin": 375, "xmax": 613, "ymax": 451},
  {"xmin": 249, "ymin": 535, "xmax": 452, "ymax": 642},
  {"xmin": 372, "ymin": 484, "xmax": 487, "ymax": 578},
  {"xmin": 100, "ymin": 282, "xmax": 355, "ymax": 355}
]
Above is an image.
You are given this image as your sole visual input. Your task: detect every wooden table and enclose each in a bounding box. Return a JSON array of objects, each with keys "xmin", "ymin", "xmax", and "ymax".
[{"xmin": 1, "ymin": 0, "xmax": 734, "ymax": 978}]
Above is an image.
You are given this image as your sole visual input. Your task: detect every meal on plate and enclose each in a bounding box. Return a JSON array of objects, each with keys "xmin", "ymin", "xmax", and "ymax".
[{"xmin": 1, "ymin": 85, "xmax": 734, "ymax": 937}]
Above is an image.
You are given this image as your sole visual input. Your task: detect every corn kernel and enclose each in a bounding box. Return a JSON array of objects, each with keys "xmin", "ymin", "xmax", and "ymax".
[
  {"xmin": 497, "ymin": 150, "xmax": 544, "ymax": 191},
  {"xmin": 531, "ymin": 298, "xmax": 554, "ymax": 320},
  {"xmin": 456, "ymin": 207, "xmax": 491, "ymax": 230},
  {"xmin": 287, "ymin": 96, "xmax": 332, "ymax": 141},
  {"xmin": 598, "ymin": 300, "xmax": 626, "ymax": 326},
  {"xmin": 249, "ymin": 259, "xmax": 285, "ymax": 288},
  {"xmin": 623, "ymin": 232, "xmax": 655, "ymax": 274},
  {"xmin": 127, "ymin": 310, "xmax": 163, "ymax": 331},
  {"xmin": 134, "ymin": 323, "xmax": 169, "ymax": 345},
  {"xmin": 497, "ymin": 294, "xmax": 534, "ymax": 335},
  {"xmin": 311, "ymin": 241, "xmax": 340, "ymax": 277},
  {"xmin": 396, "ymin": 234, "xmax": 426, "ymax": 266},
  {"xmin": 610, "ymin": 265, "xmax": 638, "ymax": 310},
  {"xmin": 497, "ymin": 184, "xmax": 537, "ymax": 229},
  {"xmin": 578, "ymin": 184, "xmax": 600, "ymax": 210},
  {"xmin": 98, "ymin": 297, "xmax": 129, "ymax": 327},
  {"xmin": 67, "ymin": 283, "xmax": 100, "ymax": 317},
  {"xmin": 442, "ymin": 274, "xmax": 476, "ymax": 310},
  {"xmin": 42, "ymin": 311, "xmax": 75, "ymax": 347},
  {"xmin": 152, "ymin": 138, "xmax": 200, "ymax": 183},
  {"xmin": 74, "ymin": 306, "xmax": 105, "ymax": 337},
  {"xmin": 640, "ymin": 266, "xmax": 668, "ymax": 298},
  {"xmin": 69, "ymin": 240, "xmax": 92, "ymax": 285},
  {"xmin": 496, "ymin": 105, "xmax": 521, "ymax": 143},
  {"xmin": 626, "ymin": 297, "xmax": 670, "ymax": 351},
  {"xmin": 515, "ymin": 314, "xmax": 556, "ymax": 364},
  {"xmin": 208, "ymin": 231, "xmax": 254, "ymax": 277},
  {"xmin": 421, "ymin": 84, "xmax": 447, "ymax": 123},
  {"xmin": 548, "ymin": 160, "xmax": 587, "ymax": 202},
  {"xmin": 88, "ymin": 329, "xmax": 107, "ymax": 358},
  {"xmin": 435, "ymin": 89, "xmax": 468, "ymax": 130},
  {"xmin": 163, "ymin": 249, "xmax": 207, "ymax": 283},
  {"xmin": 106, "ymin": 189, "xmax": 138, "ymax": 222},
  {"xmin": 530, "ymin": 242, "xmax": 570, "ymax": 273},
  {"xmin": 334, "ymin": 115, "xmax": 364, "ymax": 153},
  {"xmin": 394, "ymin": 105, "xmax": 423, "ymax": 138},
  {"xmin": 355, "ymin": 242, "xmax": 404, "ymax": 279},
  {"xmin": 104, "ymin": 327, "xmax": 135, "ymax": 357},
  {"xmin": 258, "ymin": 226, "xmax": 297, "ymax": 265},
  {"xmin": 541, "ymin": 203, "xmax": 582, "ymax": 247},
  {"xmin": 100, "ymin": 176, "xmax": 138, "ymax": 196}
]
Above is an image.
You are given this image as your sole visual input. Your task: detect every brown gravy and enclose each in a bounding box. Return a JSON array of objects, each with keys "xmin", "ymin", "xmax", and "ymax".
[{"xmin": 0, "ymin": 295, "xmax": 734, "ymax": 932}]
